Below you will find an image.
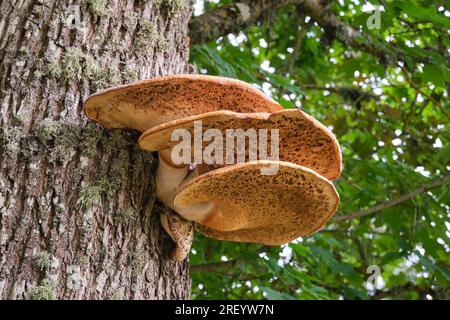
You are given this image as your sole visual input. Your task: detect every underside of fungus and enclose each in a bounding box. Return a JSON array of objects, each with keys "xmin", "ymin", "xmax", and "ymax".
[
  {"xmin": 139, "ymin": 109, "xmax": 342, "ymax": 180},
  {"xmin": 83, "ymin": 75, "xmax": 342, "ymax": 261},
  {"xmin": 175, "ymin": 161, "xmax": 340, "ymax": 245}
]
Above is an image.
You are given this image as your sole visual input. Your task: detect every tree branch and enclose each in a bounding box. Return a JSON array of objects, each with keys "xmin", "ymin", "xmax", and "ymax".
[
  {"xmin": 190, "ymin": 259, "xmax": 238, "ymax": 273},
  {"xmin": 189, "ymin": 0, "xmax": 427, "ymax": 66},
  {"xmin": 284, "ymin": 21, "xmax": 306, "ymax": 77},
  {"xmin": 296, "ymin": 0, "xmax": 421, "ymax": 65},
  {"xmin": 302, "ymin": 84, "xmax": 379, "ymax": 102},
  {"xmin": 400, "ymin": 65, "xmax": 450, "ymax": 120},
  {"xmin": 334, "ymin": 175, "xmax": 450, "ymax": 221},
  {"xmin": 189, "ymin": 0, "xmax": 299, "ymax": 45},
  {"xmin": 279, "ymin": 19, "xmax": 307, "ymax": 98},
  {"xmin": 371, "ymin": 283, "xmax": 430, "ymax": 300},
  {"xmin": 190, "ymin": 246, "xmax": 269, "ymax": 273}
]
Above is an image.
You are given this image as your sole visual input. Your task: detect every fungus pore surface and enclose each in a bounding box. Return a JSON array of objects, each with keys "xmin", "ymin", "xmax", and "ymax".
[
  {"xmin": 139, "ymin": 109, "xmax": 342, "ymax": 180},
  {"xmin": 175, "ymin": 160, "xmax": 340, "ymax": 245}
]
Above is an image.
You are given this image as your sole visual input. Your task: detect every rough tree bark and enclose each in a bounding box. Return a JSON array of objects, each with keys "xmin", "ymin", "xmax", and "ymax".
[{"xmin": 0, "ymin": 0, "xmax": 192, "ymax": 299}]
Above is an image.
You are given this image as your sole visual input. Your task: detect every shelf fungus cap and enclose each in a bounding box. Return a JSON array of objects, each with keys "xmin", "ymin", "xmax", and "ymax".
[
  {"xmin": 174, "ymin": 161, "xmax": 340, "ymax": 245},
  {"xmin": 139, "ymin": 109, "xmax": 342, "ymax": 180},
  {"xmin": 84, "ymin": 75, "xmax": 282, "ymax": 132}
]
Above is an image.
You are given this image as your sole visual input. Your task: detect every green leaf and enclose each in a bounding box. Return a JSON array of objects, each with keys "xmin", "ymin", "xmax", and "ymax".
[
  {"xmin": 395, "ymin": 1, "xmax": 450, "ymax": 28},
  {"xmin": 342, "ymin": 286, "xmax": 368, "ymax": 300},
  {"xmin": 421, "ymin": 64, "xmax": 446, "ymax": 86},
  {"xmin": 262, "ymin": 287, "xmax": 296, "ymax": 300},
  {"xmin": 379, "ymin": 252, "xmax": 405, "ymax": 265}
]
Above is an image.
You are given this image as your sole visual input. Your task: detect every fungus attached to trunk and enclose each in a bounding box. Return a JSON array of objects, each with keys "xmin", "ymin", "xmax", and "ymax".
[
  {"xmin": 84, "ymin": 74, "xmax": 282, "ymax": 131},
  {"xmin": 83, "ymin": 75, "xmax": 286, "ymax": 260},
  {"xmin": 84, "ymin": 75, "xmax": 342, "ymax": 261}
]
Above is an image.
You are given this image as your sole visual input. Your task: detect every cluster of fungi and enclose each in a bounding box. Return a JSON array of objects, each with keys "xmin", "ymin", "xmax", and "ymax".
[{"xmin": 84, "ymin": 75, "xmax": 342, "ymax": 261}]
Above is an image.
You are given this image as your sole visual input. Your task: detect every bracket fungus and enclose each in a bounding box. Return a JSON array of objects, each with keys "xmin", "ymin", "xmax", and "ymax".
[
  {"xmin": 84, "ymin": 74, "xmax": 282, "ymax": 132},
  {"xmin": 175, "ymin": 161, "xmax": 339, "ymax": 244},
  {"xmin": 84, "ymin": 75, "xmax": 284, "ymax": 260},
  {"xmin": 138, "ymin": 109, "xmax": 341, "ymax": 180},
  {"xmin": 84, "ymin": 74, "xmax": 342, "ymax": 261}
]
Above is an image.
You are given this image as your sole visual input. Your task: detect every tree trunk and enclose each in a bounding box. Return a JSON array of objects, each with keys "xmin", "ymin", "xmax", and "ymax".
[{"xmin": 0, "ymin": 0, "xmax": 192, "ymax": 299}]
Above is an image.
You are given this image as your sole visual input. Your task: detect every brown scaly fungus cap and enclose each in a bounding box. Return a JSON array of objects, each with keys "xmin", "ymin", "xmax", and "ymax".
[
  {"xmin": 84, "ymin": 74, "xmax": 282, "ymax": 132},
  {"xmin": 138, "ymin": 109, "xmax": 342, "ymax": 180},
  {"xmin": 174, "ymin": 160, "xmax": 340, "ymax": 245}
]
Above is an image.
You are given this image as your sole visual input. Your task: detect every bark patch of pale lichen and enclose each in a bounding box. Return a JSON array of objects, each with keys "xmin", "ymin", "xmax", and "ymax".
[
  {"xmin": 159, "ymin": 0, "xmax": 188, "ymax": 17},
  {"xmin": 34, "ymin": 251, "xmax": 52, "ymax": 271},
  {"xmin": 30, "ymin": 279, "xmax": 55, "ymax": 300},
  {"xmin": 87, "ymin": 0, "xmax": 108, "ymax": 16},
  {"xmin": 42, "ymin": 48, "xmax": 123, "ymax": 89},
  {"xmin": 135, "ymin": 18, "xmax": 170, "ymax": 53}
]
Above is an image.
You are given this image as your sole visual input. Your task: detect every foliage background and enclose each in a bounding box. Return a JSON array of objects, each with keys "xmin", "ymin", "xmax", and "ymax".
[{"xmin": 188, "ymin": 0, "xmax": 450, "ymax": 300}]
